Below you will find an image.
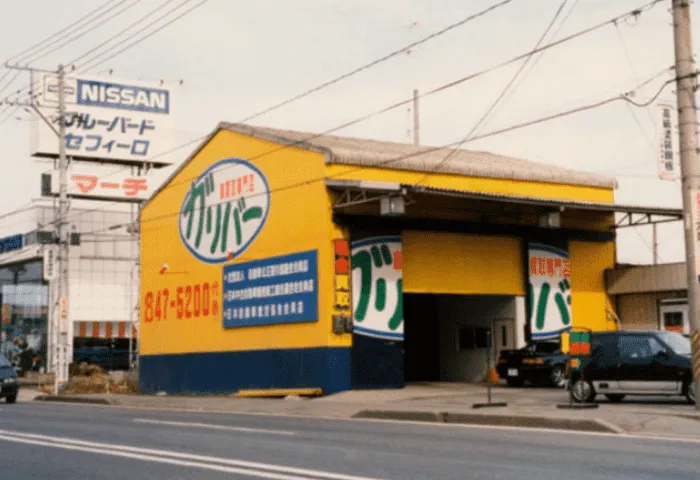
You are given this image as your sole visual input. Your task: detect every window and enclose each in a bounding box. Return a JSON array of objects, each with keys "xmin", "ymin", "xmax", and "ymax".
[
  {"xmin": 658, "ymin": 331, "xmax": 691, "ymax": 355},
  {"xmin": 500, "ymin": 326, "xmax": 507, "ymax": 347},
  {"xmin": 663, "ymin": 311, "xmax": 684, "ymax": 331},
  {"xmin": 618, "ymin": 335, "xmax": 655, "ymax": 360},
  {"xmin": 534, "ymin": 342, "xmax": 559, "ymax": 354},
  {"xmin": 648, "ymin": 337, "xmax": 666, "ymax": 357},
  {"xmin": 458, "ymin": 327, "xmax": 490, "ymax": 350}
]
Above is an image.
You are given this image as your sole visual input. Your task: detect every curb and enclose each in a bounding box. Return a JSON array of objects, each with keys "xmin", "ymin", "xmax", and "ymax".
[
  {"xmin": 352, "ymin": 410, "xmax": 620, "ymax": 433},
  {"xmin": 34, "ymin": 395, "xmax": 115, "ymax": 406}
]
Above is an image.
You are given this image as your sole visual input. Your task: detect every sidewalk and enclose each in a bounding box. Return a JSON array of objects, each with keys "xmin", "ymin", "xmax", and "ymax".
[{"xmin": 33, "ymin": 383, "xmax": 700, "ymax": 439}]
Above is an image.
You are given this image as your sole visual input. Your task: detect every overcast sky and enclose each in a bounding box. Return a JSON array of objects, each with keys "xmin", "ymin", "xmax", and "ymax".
[{"xmin": 0, "ymin": 0, "xmax": 695, "ymax": 264}]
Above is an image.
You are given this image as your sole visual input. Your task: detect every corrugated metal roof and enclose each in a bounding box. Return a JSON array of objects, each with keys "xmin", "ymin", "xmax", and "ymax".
[{"xmin": 222, "ymin": 123, "xmax": 618, "ymax": 189}]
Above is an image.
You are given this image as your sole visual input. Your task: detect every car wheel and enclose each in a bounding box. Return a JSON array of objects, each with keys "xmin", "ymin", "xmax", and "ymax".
[
  {"xmin": 549, "ymin": 365, "xmax": 566, "ymax": 388},
  {"xmin": 571, "ymin": 378, "xmax": 595, "ymax": 403},
  {"xmin": 605, "ymin": 394, "xmax": 625, "ymax": 403},
  {"xmin": 506, "ymin": 378, "xmax": 525, "ymax": 387},
  {"xmin": 685, "ymin": 380, "xmax": 696, "ymax": 405},
  {"xmin": 5, "ymin": 395, "xmax": 17, "ymax": 404}
]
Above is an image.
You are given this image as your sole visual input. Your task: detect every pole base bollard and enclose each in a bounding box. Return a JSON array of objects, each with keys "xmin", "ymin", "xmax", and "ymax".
[
  {"xmin": 472, "ymin": 402, "xmax": 508, "ymax": 409},
  {"xmin": 556, "ymin": 403, "xmax": 598, "ymax": 409}
]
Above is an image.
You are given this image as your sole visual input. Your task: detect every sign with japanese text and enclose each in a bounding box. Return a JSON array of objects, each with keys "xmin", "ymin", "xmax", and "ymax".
[
  {"xmin": 527, "ymin": 242, "xmax": 572, "ymax": 340},
  {"xmin": 30, "ymin": 72, "xmax": 174, "ymax": 166},
  {"xmin": 0, "ymin": 234, "xmax": 23, "ymax": 255},
  {"xmin": 43, "ymin": 245, "xmax": 58, "ymax": 281},
  {"xmin": 351, "ymin": 236, "xmax": 403, "ymax": 341},
  {"xmin": 179, "ymin": 158, "xmax": 270, "ymax": 264},
  {"xmin": 222, "ymin": 250, "xmax": 319, "ymax": 328},
  {"xmin": 43, "ymin": 169, "xmax": 150, "ymax": 202},
  {"xmin": 693, "ymin": 190, "xmax": 700, "ymax": 282},
  {"xmin": 657, "ymin": 103, "xmax": 679, "ymax": 181}
]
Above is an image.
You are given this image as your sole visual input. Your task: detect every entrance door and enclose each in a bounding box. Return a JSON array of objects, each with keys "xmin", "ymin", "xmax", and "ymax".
[
  {"xmin": 659, "ymin": 303, "xmax": 689, "ymax": 334},
  {"xmin": 492, "ymin": 318, "xmax": 516, "ymax": 363}
]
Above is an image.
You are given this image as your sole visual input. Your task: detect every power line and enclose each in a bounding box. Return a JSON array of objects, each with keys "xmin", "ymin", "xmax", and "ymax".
[
  {"xmin": 16, "ymin": 0, "xmax": 519, "ymax": 228},
  {"xmin": 140, "ymin": 0, "xmax": 667, "ymax": 186},
  {"xmin": 69, "ymin": 0, "xmax": 181, "ymax": 67},
  {"xmin": 0, "ymin": 76, "xmax": 674, "ymax": 237},
  {"xmin": 237, "ymin": 0, "xmax": 516, "ymax": 124},
  {"xmin": 483, "ymin": 0, "xmax": 581, "ymax": 130},
  {"xmin": 6, "ymin": 0, "xmax": 197, "ymax": 105},
  {"xmin": 132, "ymin": 77, "xmax": 675, "ymax": 229},
  {"xmin": 9, "ymin": 0, "xmax": 667, "ymax": 234},
  {"xmin": 3, "ymin": 0, "xmax": 120, "ymax": 65},
  {"xmin": 79, "ymin": 0, "xmax": 207, "ymax": 72},
  {"xmin": 14, "ymin": 0, "xmax": 134, "ymax": 66},
  {"xmin": 19, "ymin": 0, "xmax": 143, "ymax": 67},
  {"xmin": 411, "ymin": 0, "xmax": 571, "ymax": 187}
]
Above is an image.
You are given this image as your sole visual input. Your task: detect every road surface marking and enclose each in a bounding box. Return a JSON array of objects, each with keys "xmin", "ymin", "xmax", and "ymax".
[
  {"xmin": 133, "ymin": 418, "xmax": 296, "ymax": 436},
  {"xmin": 0, "ymin": 429, "xmax": 383, "ymax": 480},
  {"xmin": 24, "ymin": 400, "xmax": 700, "ymax": 445}
]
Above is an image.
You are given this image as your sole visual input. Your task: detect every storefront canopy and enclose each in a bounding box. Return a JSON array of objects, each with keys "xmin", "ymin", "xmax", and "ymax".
[{"xmin": 325, "ymin": 179, "xmax": 683, "ymax": 228}]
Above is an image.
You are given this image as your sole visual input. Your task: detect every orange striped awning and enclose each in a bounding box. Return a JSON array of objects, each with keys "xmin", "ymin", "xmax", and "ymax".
[{"xmin": 76, "ymin": 321, "xmax": 137, "ymax": 339}]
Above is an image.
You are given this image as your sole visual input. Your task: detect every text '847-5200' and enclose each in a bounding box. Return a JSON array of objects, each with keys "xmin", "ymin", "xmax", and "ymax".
[{"xmin": 143, "ymin": 282, "xmax": 219, "ymax": 322}]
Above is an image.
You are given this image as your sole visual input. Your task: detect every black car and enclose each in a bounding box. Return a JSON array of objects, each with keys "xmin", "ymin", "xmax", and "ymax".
[
  {"xmin": 497, "ymin": 341, "xmax": 568, "ymax": 387},
  {"xmin": 0, "ymin": 353, "xmax": 19, "ymax": 404},
  {"xmin": 566, "ymin": 330, "xmax": 695, "ymax": 404}
]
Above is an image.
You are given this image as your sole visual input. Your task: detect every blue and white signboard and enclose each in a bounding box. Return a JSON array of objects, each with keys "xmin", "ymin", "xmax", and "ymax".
[
  {"xmin": 30, "ymin": 72, "xmax": 175, "ymax": 166},
  {"xmin": 0, "ymin": 234, "xmax": 23, "ymax": 255},
  {"xmin": 222, "ymin": 250, "xmax": 319, "ymax": 328}
]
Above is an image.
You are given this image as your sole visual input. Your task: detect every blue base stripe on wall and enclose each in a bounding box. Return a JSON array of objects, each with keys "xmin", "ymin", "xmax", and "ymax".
[{"xmin": 140, "ymin": 347, "xmax": 351, "ymax": 395}]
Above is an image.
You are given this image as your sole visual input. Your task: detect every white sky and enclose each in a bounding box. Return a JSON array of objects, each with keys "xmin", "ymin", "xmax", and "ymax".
[{"xmin": 0, "ymin": 0, "xmax": 695, "ymax": 265}]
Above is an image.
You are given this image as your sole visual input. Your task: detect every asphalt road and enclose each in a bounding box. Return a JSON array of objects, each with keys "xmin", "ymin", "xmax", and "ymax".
[{"xmin": 0, "ymin": 400, "xmax": 699, "ymax": 480}]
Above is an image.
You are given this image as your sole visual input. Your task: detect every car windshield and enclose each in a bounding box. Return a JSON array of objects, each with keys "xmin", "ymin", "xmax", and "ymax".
[
  {"xmin": 659, "ymin": 332, "xmax": 691, "ymax": 355},
  {"xmin": 0, "ymin": 354, "xmax": 11, "ymax": 368}
]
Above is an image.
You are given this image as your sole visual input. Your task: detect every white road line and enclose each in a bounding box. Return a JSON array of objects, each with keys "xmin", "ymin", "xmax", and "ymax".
[
  {"xmin": 0, "ymin": 429, "xmax": 383, "ymax": 480},
  {"xmin": 0, "ymin": 434, "xmax": 313, "ymax": 480},
  {"xmin": 133, "ymin": 418, "xmax": 296, "ymax": 436},
  {"xmin": 25, "ymin": 400, "xmax": 700, "ymax": 445}
]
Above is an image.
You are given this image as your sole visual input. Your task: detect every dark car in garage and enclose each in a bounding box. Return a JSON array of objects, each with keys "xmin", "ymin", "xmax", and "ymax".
[{"xmin": 497, "ymin": 341, "xmax": 567, "ymax": 387}]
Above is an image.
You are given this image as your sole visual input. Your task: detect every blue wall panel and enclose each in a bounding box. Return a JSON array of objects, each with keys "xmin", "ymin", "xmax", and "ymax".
[{"xmin": 140, "ymin": 346, "xmax": 351, "ymax": 395}]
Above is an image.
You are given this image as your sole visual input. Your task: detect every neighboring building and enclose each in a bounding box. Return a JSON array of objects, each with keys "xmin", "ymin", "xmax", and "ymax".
[
  {"xmin": 138, "ymin": 123, "xmax": 679, "ymax": 395},
  {"xmin": 0, "ymin": 200, "xmax": 138, "ymax": 377},
  {"xmin": 606, "ymin": 262, "xmax": 689, "ymax": 333}
]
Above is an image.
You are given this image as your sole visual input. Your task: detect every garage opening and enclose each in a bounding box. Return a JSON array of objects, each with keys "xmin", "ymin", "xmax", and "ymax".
[{"xmin": 404, "ymin": 294, "xmax": 518, "ymax": 383}]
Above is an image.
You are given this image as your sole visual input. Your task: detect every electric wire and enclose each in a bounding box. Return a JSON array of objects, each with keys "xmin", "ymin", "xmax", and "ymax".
[
  {"xmin": 14, "ymin": 0, "xmax": 134, "ymax": 66},
  {"xmin": 1, "ymin": 0, "xmax": 669, "ymax": 235},
  {"xmin": 139, "ymin": 0, "xmax": 668, "ymax": 182},
  {"xmin": 69, "ymin": 0, "xmax": 182, "ymax": 67},
  {"xmin": 8, "ymin": 0, "xmax": 198, "ymax": 104},
  {"xmin": 236, "ymin": 0, "xmax": 516, "ymax": 124},
  {"xmin": 19, "ymin": 0, "xmax": 144, "ymax": 67},
  {"xmin": 411, "ymin": 0, "xmax": 571, "ymax": 187},
  {"xmin": 2, "ymin": 0, "xmax": 119, "ymax": 65},
  {"xmin": 129, "ymin": 76, "xmax": 677, "ymax": 229},
  {"xmin": 481, "ymin": 0, "xmax": 581, "ymax": 131},
  {"xmin": 77, "ymin": 0, "xmax": 204, "ymax": 72}
]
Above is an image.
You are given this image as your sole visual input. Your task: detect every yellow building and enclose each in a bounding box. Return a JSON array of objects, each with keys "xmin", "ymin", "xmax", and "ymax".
[{"xmin": 138, "ymin": 122, "xmax": 652, "ymax": 394}]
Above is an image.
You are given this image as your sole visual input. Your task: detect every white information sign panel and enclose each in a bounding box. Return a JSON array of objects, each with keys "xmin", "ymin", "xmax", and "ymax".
[{"xmin": 30, "ymin": 72, "xmax": 175, "ymax": 167}]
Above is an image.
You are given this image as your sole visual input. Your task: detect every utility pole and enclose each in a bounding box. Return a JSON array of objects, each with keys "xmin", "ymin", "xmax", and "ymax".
[
  {"xmin": 56, "ymin": 64, "xmax": 70, "ymax": 391},
  {"xmin": 671, "ymin": 0, "xmax": 700, "ymax": 409},
  {"xmin": 5, "ymin": 62, "xmax": 70, "ymax": 392},
  {"xmin": 652, "ymin": 224, "xmax": 659, "ymax": 265},
  {"xmin": 412, "ymin": 89, "xmax": 420, "ymax": 146}
]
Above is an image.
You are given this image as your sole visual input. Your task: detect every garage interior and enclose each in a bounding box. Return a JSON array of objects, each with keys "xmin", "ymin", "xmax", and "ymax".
[{"xmin": 404, "ymin": 294, "xmax": 519, "ymax": 383}]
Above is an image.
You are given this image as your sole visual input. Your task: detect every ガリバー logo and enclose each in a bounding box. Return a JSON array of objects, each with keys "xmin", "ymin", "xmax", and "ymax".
[{"xmin": 179, "ymin": 158, "xmax": 270, "ymax": 263}]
